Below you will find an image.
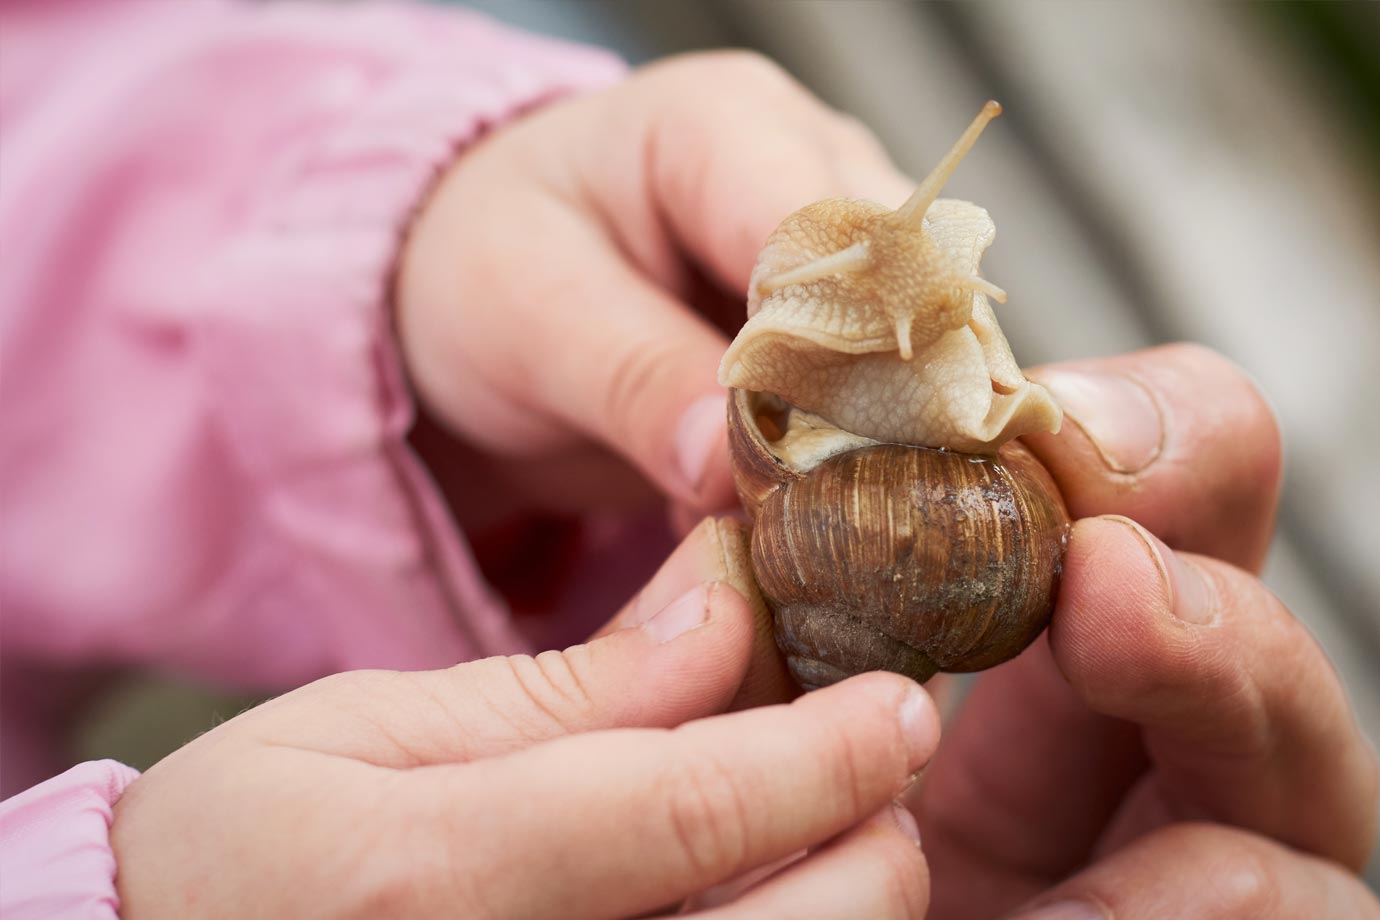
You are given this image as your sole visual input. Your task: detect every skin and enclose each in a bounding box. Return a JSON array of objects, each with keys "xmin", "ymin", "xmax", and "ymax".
[
  {"xmin": 113, "ymin": 53, "xmax": 1378, "ymax": 917},
  {"xmin": 396, "ymin": 51, "xmax": 912, "ymax": 533},
  {"xmin": 112, "ymin": 535, "xmax": 940, "ymax": 919},
  {"xmin": 916, "ymin": 344, "xmax": 1380, "ymax": 919}
]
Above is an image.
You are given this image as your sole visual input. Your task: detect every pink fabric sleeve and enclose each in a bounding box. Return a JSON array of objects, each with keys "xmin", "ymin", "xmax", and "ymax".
[
  {"xmin": 0, "ymin": 761, "xmax": 140, "ymax": 919},
  {"xmin": 0, "ymin": 1, "xmax": 624, "ymax": 695},
  {"xmin": 0, "ymin": 1, "xmax": 634, "ymax": 914}
]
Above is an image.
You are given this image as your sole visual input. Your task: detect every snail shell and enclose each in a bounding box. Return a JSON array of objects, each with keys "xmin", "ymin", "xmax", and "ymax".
[
  {"xmin": 720, "ymin": 102, "xmax": 1070, "ymax": 689},
  {"xmin": 728, "ymin": 389, "xmax": 1068, "ymax": 689}
]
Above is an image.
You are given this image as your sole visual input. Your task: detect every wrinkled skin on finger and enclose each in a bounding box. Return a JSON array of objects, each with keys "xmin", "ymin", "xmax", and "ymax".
[{"xmin": 897, "ymin": 345, "xmax": 1379, "ymax": 919}]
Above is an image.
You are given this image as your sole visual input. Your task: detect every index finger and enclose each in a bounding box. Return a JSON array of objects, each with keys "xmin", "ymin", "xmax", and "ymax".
[
  {"xmin": 590, "ymin": 51, "xmax": 916, "ymax": 297},
  {"xmin": 415, "ymin": 672, "xmax": 939, "ymax": 920}
]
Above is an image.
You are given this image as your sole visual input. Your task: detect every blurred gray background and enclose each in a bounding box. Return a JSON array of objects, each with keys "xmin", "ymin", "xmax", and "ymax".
[{"xmin": 79, "ymin": 0, "xmax": 1380, "ymax": 890}]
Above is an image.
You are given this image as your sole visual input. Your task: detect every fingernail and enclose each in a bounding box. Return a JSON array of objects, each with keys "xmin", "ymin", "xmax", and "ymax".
[
  {"xmin": 890, "ymin": 802, "xmax": 921, "ymax": 848},
  {"xmin": 641, "ymin": 583, "xmax": 713, "ymax": 643},
  {"xmin": 897, "ymin": 684, "xmax": 939, "ymax": 768},
  {"xmin": 1015, "ymin": 899, "xmax": 1108, "ymax": 920},
  {"xmin": 1120, "ymin": 518, "xmax": 1218, "ymax": 625},
  {"xmin": 674, "ymin": 393, "xmax": 728, "ymax": 494},
  {"xmin": 1033, "ymin": 369, "xmax": 1164, "ymax": 474}
]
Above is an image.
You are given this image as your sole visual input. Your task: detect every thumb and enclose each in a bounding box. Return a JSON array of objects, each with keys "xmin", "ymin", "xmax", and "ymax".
[
  {"xmin": 396, "ymin": 518, "xmax": 770, "ymax": 763},
  {"xmin": 594, "ymin": 516, "xmax": 796, "ymax": 712}
]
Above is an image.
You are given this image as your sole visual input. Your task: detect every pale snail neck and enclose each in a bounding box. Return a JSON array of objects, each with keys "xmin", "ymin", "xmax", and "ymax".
[{"xmin": 746, "ymin": 390, "xmax": 1004, "ymax": 476}]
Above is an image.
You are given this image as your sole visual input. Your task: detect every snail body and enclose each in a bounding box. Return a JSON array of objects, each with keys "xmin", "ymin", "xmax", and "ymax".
[{"xmin": 720, "ymin": 103, "xmax": 1071, "ymax": 689}]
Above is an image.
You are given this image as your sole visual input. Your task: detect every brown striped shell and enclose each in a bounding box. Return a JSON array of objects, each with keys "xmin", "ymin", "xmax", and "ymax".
[{"xmin": 728, "ymin": 391, "xmax": 1068, "ymax": 689}]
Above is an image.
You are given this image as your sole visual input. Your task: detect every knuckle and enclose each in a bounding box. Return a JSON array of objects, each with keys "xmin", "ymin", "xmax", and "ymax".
[
  {"xmin": 1214, "ymin": 837, "xmax": 1284, "ymax": 916},
  {"xmin": 824, "ymin": 720, "xmax": 870, "ymax": 820},
  {"xmin": 1156, "ymin": 823, "xmax": 1285, "ymax": 916},
  {"xmin": 530, "ymin": 648, "xmax": 598, "ymax": 721},
  {"xmin": 789, "ymin": 675, "xmax": 915, "ymax": 820},
  {"xmin": 497, "ymin": 652, "xmax": 595, "ymax": 737},
  {"xmin": 664, "ymin": 751, "xmax": 753, "ymax": 880},
  {"xmin": 600, "ymin": 340, "xmax": 675, "ymax": 454},
  {"xmin": 644, "ymin": 49, "xmax": 793, "ymax": 99},
  {"xmin": 700, "ymin": 49, "xmax": 795, "ymax": 93}
]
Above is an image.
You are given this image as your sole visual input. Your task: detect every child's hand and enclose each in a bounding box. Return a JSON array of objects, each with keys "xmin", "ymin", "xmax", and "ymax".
[
  {"xmin": 111, "ymin": 522, "xmax": 940, "ymax": 919},
  {"xmin": 397, "ymin": 52, "xmax": 912, "ymax": 530}
]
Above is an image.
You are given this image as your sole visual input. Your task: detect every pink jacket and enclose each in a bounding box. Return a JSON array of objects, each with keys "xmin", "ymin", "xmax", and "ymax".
[{"xmin": 0, "ymin": 1, "xmax": 628, "ymax": 914}]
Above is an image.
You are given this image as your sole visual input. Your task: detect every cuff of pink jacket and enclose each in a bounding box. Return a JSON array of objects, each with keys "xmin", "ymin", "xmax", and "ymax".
[
  {"xmin": 188, "ymin": 9, "xmax": 627, "ymax": 685},
  {"xmin": 0, "ymin": 761, "xmax": 140, "ymax": 919}
]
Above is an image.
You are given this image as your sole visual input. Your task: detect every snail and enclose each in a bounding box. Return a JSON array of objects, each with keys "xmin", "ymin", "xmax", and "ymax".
[{"xmin": 718, "ymin": 102, "xmax": 1071, "ymax": 690}]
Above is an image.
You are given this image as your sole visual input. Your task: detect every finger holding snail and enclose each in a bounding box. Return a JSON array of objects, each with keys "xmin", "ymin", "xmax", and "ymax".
[
  {"xmin": 1049, "ymin": 515, "xmax": 1378, "ymax": 871},
  {"xmin": 899, "ymin": 342, "xmax": 1300, "ymax": 918},
  {"xmin": 1023, "ymin": 342, "xmax": 1282, "ymax": 573},
  {"xmin": 913, "ymin": 509, "xmax": 1376, "ymax": 920}
]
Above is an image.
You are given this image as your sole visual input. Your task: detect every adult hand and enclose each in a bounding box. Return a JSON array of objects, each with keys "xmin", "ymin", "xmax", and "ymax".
[
  {"xmin": 912, "ymin": 344, "xmax": 1380, "ymax": 919},
  {"xmin": 111, "ymin": 521, "xmax": 940, "ymax": 919},
  {"xmin": 397, "ymin": 46, "xmax": 1380, "ymax": 914},
  {"xmin": 397, "ymin": 52, "xmax": 912, "ymax": 532}
]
